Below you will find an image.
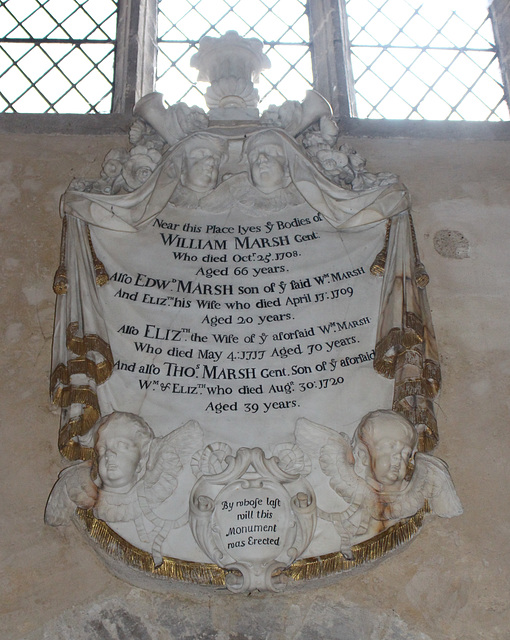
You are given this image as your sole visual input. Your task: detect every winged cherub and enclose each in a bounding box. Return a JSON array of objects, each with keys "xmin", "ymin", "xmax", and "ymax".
[
  {"xmin": 46, "ymin": 412, "xmax": 203, "ymax": 565},
  {"xmin": 296, "ymin": 411, "xmax": 462, "ymax": 557}
]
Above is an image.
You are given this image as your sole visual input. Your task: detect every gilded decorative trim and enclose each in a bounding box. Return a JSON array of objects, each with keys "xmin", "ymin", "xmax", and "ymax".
[
  {"xmin": 423, "ymin": 359, "xmax": 441, "ymax": 396},
  {"xmin": 53, "ymin": 385, "xmax": 100, "ymax": 414},
  {"xmin": 57, "ymin": 389, "xmax": 100, "ymax": 460},
  {"xmin": 393, "ymin": 379, "xmax": 432, "ymax": 402},
  {"xmin": 395, "ymin": 347, "xmax": 423, "ymax": 369},
  {"xmin": 51, "ymin": 355, "xmax": 112, "ymax": 388},
  {"xmin": 374, "ymin": 327, "xmax": 423, "ymax": 379},
  {"xmin": 52, "ymin": 324, "xmax": 114, "ymax": 391},
  {"xmin": 370, "ymin": 218, "xmax": 391, "ymax": 276},
  {"xmin": 392, "ymin": 404, "xmax": 438, "ymax": 452},
  {"xmin": 418, "ymin": 430, "xmax": 438, "ymax": 453},
  {"xmin": 374, "ymin": 334, "xmax": 440, "ymax": 448},
  {"xmin": 53, "ymin": 215, "xmax": 68, "ymax": 295},
  {"xmin": 391, "ymin": 347, "xmax": 438, "ymax": 397},
  {"xmin": 50, "ymin": 363, "xmax": 68, "ymax": 395},
  {"xmin": 74, "ymin": 504, "xmax": 430, "ymax": 586},
  {"xmin": 408, "ymin": 214, "xmax": 429, "ymax": 288},
  {"xmin": 51, "ymin": 322, "xmax": 114, "ymax": 460},
  {"xmin": 86, "ymin": 224, "xmax": 109, "ymax": 287},
  {"xmin": 53, "ymin": 265, "xmax": 68, "ymax": 295},
  {"xmin": 414, "ymin": 262, "xmax": 429, "ymax": 289},
  {"xmin": 288, "ymin": 502, "xmax": 429, "ymax": 580},
  {"xmin": 405, "ymin": 312, "xmax": 424, "ymax": 338},
  {"xmin": 66, "ymin": 322, "xmax": 113, "ymax": 365},
  {"xmin": 51, "ymin": 323, "xmax": 114, "ymax": 460},
  {"xmin": 76, "ymin": 509, "xmax": 227, "ymax": 585}
]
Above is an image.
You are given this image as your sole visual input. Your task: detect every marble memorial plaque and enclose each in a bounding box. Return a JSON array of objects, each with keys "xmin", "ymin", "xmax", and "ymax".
[{"xmin": 45, "ymin": 32, "xmax": 462, "ymax": 593}]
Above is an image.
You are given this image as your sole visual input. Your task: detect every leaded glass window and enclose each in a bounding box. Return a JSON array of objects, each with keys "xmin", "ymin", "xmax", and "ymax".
[
  {"xmin": 0, "ymin": 0, "xmax": 117, "ymax": 113},
  {"xmin": 1, "ymin": 0, "xmax": 509, "ymax": 122},
  {"xmin": 345, "ymin": 0, "xmax": 509, "ymax": 121}
]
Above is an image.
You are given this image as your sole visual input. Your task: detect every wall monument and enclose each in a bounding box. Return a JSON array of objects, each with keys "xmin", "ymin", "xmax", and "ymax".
[{"xmin": 45, "ymin": 32, "xmax": 461, "ymax": 593}]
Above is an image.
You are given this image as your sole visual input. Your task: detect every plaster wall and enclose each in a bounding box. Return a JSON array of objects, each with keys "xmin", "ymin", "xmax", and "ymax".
[{"xmin": 0, "ymin": 131, "xmax": 508, "ymax": 640}]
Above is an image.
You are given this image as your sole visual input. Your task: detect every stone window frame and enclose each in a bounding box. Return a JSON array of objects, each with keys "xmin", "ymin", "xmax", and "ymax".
[{"xmin": 1, "ymin": 0, "xmax": 509, "ymax": 139}]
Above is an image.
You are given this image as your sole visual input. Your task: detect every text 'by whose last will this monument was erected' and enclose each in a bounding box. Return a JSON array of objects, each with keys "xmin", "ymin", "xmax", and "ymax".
[{"xmin": 45, "ymin": 31, "xmax": 462, "ymax": 593}]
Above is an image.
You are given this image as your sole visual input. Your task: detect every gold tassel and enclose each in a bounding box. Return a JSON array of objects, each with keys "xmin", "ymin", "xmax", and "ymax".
[
  {"xmin": 53, "ymin": 215, "xmax": 68, "ymax": 294},
  {"xmin": 414, "ymin": 262, "xmax": 429, "ymax": 288},
  {"xmin": 373, "ymin": 323, "xmax": 423, "ymax": 379},
  {"xmin": 409, "ymin": 214, "xmax": 429, "ymax": 288},
  {"xmin": 86, "ymin": 224, "xmax": 109, "ymax": 286},
  {"xmin": 370, "ymin": 218, "xmax": 392, "ymax": 276}
]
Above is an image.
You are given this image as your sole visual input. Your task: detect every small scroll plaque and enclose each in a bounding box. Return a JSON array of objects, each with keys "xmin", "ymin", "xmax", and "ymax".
[{"xmin": 190, "ymin": 447, "xmax": 316, "ymax": 593}]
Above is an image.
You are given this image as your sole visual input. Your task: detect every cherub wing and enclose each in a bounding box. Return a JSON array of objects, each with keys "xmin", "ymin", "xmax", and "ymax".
[
  {"xmin": 396, "ymin": 453, "xmax": 463, "ymax": 519},
  {"xmin": 141, "ymin": 420, "xmax": 203, "ymax": 509},
  {"xmin": 163, "ymin": 419, "xmax": 203, "ymax": 464},
  {"xmin": 45, "ymin": 461, "xmax": 97, "ymax": 526},
  {"xmin": 295, "ymin": 417, "xmax": 363, "ymax": 503},
  {"xmin": 319, "ymin": 436, "xmax": 361, "ymax": 502},
  {"xmin": 414, "ymin": 453, "xmax": 463, "ymax": 517},
  {"xmin": 295, "ymin": 417, "xmax": 344, "ymax": 461},
  {"xmin": 295, "ymin": 418, "xmax": 378, "ymax": 542}
]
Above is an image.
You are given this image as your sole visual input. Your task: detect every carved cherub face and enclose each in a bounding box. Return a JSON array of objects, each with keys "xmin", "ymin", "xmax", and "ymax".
[
  {"xmin": 369, "ymin": 425, "xmax": 414, "ymax": 487},
  {"xmin": 181, "ymin": 138, "xmax": 225, "ymax": 193},
  {"xmin": 247, "ymin": 134, "xmax": 290, "ymax": 193},
  {"xmin": 95, "ymin": 414, "xmax": 152, "ymax": 492},
  {"xmin": 356, "ymin": 411, "xmax": 417, "ymax": 490}
]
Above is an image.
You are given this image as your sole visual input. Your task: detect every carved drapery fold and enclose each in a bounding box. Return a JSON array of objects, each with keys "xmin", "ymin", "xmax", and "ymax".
[
  {"xmin": 51, "ymin": 131, "xmax": 418, "ymax": 462},
  {"xmin": 374, "ymin": 212, "xmax": 440, "ymax": 451},
  {"xmin": 48, "ymin": 117, "xmax": 446, "ymax": 584},
  {"xmin": 44, "ymin": 30, "xmax": 461, "ymax": 591},
  {"xmin": 52, "ymin": 192, "xmax": 441, "ymax": 460},
  {"xmin": 51, "ymin": 213, "xmax": 114, "ymax": 460}
]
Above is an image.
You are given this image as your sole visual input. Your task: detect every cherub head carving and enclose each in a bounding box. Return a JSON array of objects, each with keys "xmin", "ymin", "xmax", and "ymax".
[
  {"xmin": 354, "ymin": 410, "xmax": 417, "ymax": 491},
  {"xmin": 180, "ymin": 134, "xmax": 227, "ymax": 193},
  {"xmin": 245, "ymin": 131, "xmax": 291, "ymax": 194},
  {"xmin": 94, "ymin": 412, "xmax": 154, "ymax": 493}
]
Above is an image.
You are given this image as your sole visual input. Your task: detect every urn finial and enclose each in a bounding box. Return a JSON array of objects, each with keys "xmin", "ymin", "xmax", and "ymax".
[{"xmin": 191, "ymin": 31, "xmax": 271, "ymax": 120}]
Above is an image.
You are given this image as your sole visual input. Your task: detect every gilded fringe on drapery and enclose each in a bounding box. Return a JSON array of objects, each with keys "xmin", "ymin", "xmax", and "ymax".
[
  {"xmin": 372, "ymin": 212, "xmax": 440, "ymax": 452},
  {"xmin": 76, "ymin": 509, "xmax": 228, "ymax": 585},
  {"xmin": 75, "ymin": 503, "xmax": 430, "ymax": 584},
  {"xmin": 50, "ymin": 214, "xmax": 113, "ymax": 461},
  {"xmin": 288, "ymin": 501, "xmax": 430, "ymax": 580},
  {"xmin": 52, "ymin": 205, "xmax": 439, "ymax": 581},
  {"xmin": 51, "ymin": 212, "xmax": 441, "ymax": 458}
]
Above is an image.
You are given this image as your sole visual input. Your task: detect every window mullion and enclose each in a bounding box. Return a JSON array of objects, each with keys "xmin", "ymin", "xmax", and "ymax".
[
  {"xmin": 489, "ymin": 0, "xmax": 510, "ymax": 110},
  {"xmin": 307, "ymin": 0, "xmax": 357, "ymax": 117},
  {"xmin": 113, "ymin": 0, "xmax": 158, "ymax": 115}
]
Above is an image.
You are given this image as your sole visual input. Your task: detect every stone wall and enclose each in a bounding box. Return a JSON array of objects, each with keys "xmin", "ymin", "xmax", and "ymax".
[{"xmin": 1, "ymin": 131, "xmax": 508, "ymax": 640}]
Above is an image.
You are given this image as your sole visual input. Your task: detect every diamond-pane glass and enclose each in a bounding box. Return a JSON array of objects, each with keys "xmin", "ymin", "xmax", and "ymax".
[
  {"xmin": 345, "ymin": 0, "xmax": 510, "ymax": 121},
  {"xmin": 156, "ymin": 0, "xmax": 313, "ymax": 111},
  {"xmin": 0, "ymin": 0, "xmax": 116, "ymax": 113}
]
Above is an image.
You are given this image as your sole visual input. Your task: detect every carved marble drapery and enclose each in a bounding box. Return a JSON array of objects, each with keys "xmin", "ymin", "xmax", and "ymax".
[
  {"xmin": 52, "ymin": 131, "xmax": 418, "ymax": 459},
  {"xmin": 46, "ymin": 33, "xmax": 459, "ymax": 592}
]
